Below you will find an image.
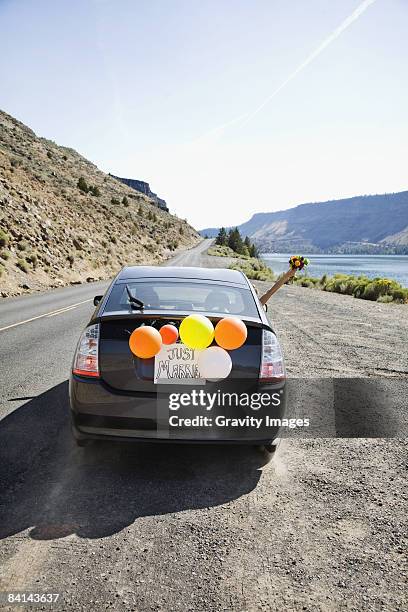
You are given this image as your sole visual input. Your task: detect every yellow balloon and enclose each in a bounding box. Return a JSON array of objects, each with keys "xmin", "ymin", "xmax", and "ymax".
[{"xmin": 179, "ymin": 314, "xmax": 214, "ymax": 349}]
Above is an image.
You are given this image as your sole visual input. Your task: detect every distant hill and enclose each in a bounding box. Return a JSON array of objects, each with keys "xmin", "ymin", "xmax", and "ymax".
[
  {"xmin": 0, "ymin": 110, "xmax": 199, "ymax": 296},
  {"xmin": 201, "ymin": 192, "xmax": 408, "ymax": 254}
]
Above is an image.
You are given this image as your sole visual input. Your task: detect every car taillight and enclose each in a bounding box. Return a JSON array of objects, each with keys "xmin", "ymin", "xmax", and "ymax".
[
  {"xmin": 72, "ymin": 323, "xmax": 100, "ymax": 377},
  {"xmin": 259, "ymin": 329, "xmax": 285, "ymax": 382}
]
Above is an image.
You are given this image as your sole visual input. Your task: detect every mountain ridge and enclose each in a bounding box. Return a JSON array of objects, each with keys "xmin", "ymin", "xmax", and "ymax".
[{"xmin": 200, "ymin": 191, "xmax": 408, "ymax": 253}]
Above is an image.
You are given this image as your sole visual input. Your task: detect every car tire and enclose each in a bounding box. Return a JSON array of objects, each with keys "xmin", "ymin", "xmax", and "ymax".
[
  {"xmin": 262, "ymin": 443, "xmax": 276, "ymax": 454},
  {"xmin": 256, "ymin": 438, "xmax": 281, "ymax": 455}
]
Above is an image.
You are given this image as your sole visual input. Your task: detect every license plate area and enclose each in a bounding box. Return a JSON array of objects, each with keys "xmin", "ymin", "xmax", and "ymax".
[{"xmin": 154, "ymin": 343, "xmax": 205, "ymax": 384}]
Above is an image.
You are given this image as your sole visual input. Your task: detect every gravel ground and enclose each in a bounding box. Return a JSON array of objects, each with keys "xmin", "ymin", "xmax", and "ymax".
[
  {"xmin": 253, "ymin": 279, "xmax": 408, "ymax": 379},
  {"xmin": 0, "ymin": 243, "xmax": 406, "ymax": 611}
]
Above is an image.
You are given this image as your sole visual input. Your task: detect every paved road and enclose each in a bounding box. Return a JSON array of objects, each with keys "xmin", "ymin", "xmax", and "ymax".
[
  {"xmin": 163, "ymin": 238, "xmax": 213, "ymax": 267},
  {"xmin": 0, "ymin": 239, "xmax": 211, "ymax": 421},
  {"xmin": 0, "ymin": 240, "xmax": 406, "ymax": 611}
]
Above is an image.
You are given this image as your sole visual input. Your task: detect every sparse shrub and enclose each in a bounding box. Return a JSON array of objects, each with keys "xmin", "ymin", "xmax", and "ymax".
[
  {"xmin": 362, "ymin": 278, "xmax": 394, "ymax": 301},
  {"xmin": 0, "ymin": 250, "xmax": 10, "ymax": 260},
  {"xmin": 295, "ymin": 277, "xmax": 318, "ymax": 288},
  {"xmin": 351, "ymin": 278, "xmax": 371, "ymax": 299},
  {"xmin": 324, "ymin": 274, "xmax": 347, "ymax": 293},
  {"xmin": 307, "ymin": 276, "xmax": 320, "ymax": 285},
  {"xmin": 17, "ymin": 240, "xmax": 28, "ymax": 251},
  {"xmin": 10, "ymin": 158, "xmax": 22, "ymax": 168},
  {"xmin": 0, "ymin": 228, "xmax": 10, "ymax": 248},
  {"xmin": 179, "ymin": 226, "xmax": 184, "ymax": 235},
  {"xmin": 138, "ymin": 205, "xmax": 143, "ymax": 216},
  {"xmin": 111, "ymin": 197, "xmax": 120, "ymax": 205},
  {"xmin": 90, "ymin": 185, "xmax": 101, "ymax": 197},
  {"xmin": 16, "ymin": 259, "xmax": 28, "ymax": 273},
  {"xmin": 110, "ymin": 236, "xmax": 117, "ymax": 244},
  {"xmin": 67, "ymin": 254, "xmax": 75, "ymax": 268},
  {"xmin": 208, "ymin": 245, "xmax": 248, "ymax": 258},
  {"xmin": 229, "ymin": 258, "xmax": 274, "ymax": 281},
  {"xmin": 47, "ymin": 151, "xmax": 52, "ymax": 159},
  {"xmin": 26, "ymin": 253, "xmax": 38, "ymax": 268},
  {"xmin": 122, "ymin": 196, "xmax": 129, "ymax": 207},
  {"xmin": 377, "ymin": 295, "xmax": 394, "ymax": 303},
  {"xmin": 388, "ymin": 288, "xmax": 408, "ymax": 303},
  {"xmin": 101, "ymin": 240, "xmax": 107, "ymax": 248},
  {"xmin": 77, "ymin": 177, "xmax": 89, "ymax": 193},
  {"xmin": 62, "ymin": 155, "xmax": 68, "ymax": 161},
  {"xmin": 295, "ymin": 271, "xmax": 407, "ymax": 305},
  {"xmin": 167, "ymin": 240, "xmax": 179, "ymax": 251},
  {"xmin": 147, "ymin": 210, "xmax": 158, "ymax": 222}
]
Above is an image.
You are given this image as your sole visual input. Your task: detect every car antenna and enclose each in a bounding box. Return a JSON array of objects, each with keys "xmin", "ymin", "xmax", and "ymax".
[{"xmin": 125, "ymin": 284, "xmax": 144, "ymax": 310}]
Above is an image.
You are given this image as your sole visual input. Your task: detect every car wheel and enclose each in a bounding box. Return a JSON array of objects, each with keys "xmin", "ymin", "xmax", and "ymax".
[
  {"xmin": 263, "ymin": 443, "xmax": 276, "ymax": 454},
  {"xmin": 256, "ymin": 438, "xmax": 281, "ymax": 454}
]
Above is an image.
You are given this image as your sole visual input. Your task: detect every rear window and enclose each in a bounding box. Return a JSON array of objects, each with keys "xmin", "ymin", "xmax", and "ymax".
[{"xmin": 104, "ymin": 280, "xmax": 259, "ymax": 317}]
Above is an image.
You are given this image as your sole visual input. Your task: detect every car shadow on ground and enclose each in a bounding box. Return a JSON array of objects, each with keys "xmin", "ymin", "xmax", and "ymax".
[{"xmin": 0, "ymin": 381, "xmax": 268, "ymax": 541}]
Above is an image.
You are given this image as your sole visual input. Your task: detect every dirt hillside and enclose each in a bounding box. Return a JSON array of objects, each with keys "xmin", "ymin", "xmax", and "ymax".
[{"xmin": 0, "ymin": 110, "xmax": 200, "ymax": 297}]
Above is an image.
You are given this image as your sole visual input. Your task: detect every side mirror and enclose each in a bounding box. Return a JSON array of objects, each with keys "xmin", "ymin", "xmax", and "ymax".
[
  {"xmin": 263, "ymin": 303, "xmax": 268, "ymax": 312},
  {"xmin": 93, "ymin": 295, "xmax": 103, "ymax": 306}
]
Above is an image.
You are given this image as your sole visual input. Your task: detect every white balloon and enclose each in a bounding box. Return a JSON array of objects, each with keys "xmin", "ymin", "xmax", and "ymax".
[{"xmin": 198, "ymin": 346, "xmax": 232, "ymax": 380}]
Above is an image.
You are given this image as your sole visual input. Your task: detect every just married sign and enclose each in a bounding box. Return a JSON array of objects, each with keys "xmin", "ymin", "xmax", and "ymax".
[{"xmin": 154, "ymin": 343, "xmax": 203, "ymax": 383}]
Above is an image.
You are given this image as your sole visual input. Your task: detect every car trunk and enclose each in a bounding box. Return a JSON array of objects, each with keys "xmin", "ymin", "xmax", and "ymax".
[{"xmin": 99, "ymin": 314, "xmax": 264, "ymax": 393}]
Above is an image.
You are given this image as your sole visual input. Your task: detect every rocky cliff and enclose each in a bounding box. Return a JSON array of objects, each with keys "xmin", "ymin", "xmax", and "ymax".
[
  {"xmin": 109, "ymin": 175, "xmax": 169, "ymax": 212},
  {"xmin": 0, "ymin": 110, "xmax": 200, "ymax": 296}
]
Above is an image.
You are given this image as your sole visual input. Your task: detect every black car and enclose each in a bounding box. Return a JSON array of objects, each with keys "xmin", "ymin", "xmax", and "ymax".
[{"xmin": 69, "ymin": 266, "xmax": 286, "ymax": 448}]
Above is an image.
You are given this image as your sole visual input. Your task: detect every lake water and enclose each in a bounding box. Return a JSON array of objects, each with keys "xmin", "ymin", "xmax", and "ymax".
[{"xmin": 261, "ymin": 254, "xmax": 408, "ymax": 287}]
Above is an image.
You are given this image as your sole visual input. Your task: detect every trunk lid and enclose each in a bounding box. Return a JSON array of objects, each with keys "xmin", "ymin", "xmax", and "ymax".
[{"xmin": 99, "ymin": 314, "xmax": 264, "ymax": 393}]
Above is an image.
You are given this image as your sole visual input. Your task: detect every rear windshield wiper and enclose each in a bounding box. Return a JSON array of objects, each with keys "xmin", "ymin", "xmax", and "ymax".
[{"xmin": 125, "ymin": 284, "xmax": 144, "ymax": 310}]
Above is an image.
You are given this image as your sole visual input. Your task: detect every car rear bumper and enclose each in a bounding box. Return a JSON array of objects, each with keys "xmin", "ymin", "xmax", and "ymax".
[{"xmin": 69, "ymin": 375, "xmax": 287, "ymax": 444}]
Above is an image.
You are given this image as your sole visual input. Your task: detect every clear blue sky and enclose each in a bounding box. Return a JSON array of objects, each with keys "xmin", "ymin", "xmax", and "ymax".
[{"xmin": 1, "ymin": 0, "xmax": 407, "ymax": 229}]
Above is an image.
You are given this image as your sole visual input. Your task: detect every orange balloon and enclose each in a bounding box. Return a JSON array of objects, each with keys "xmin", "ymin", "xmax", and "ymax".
[
  {"xmin": 159, "ymin": 324, "xmax": 179, "ymax": 345},
  {"xmin": 129, "ymin": 326, "xmax": 162, "ymax": 359},
  {"xmin": 214, "ymin": 317, "xmax": 247, "ymax": 350}
]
